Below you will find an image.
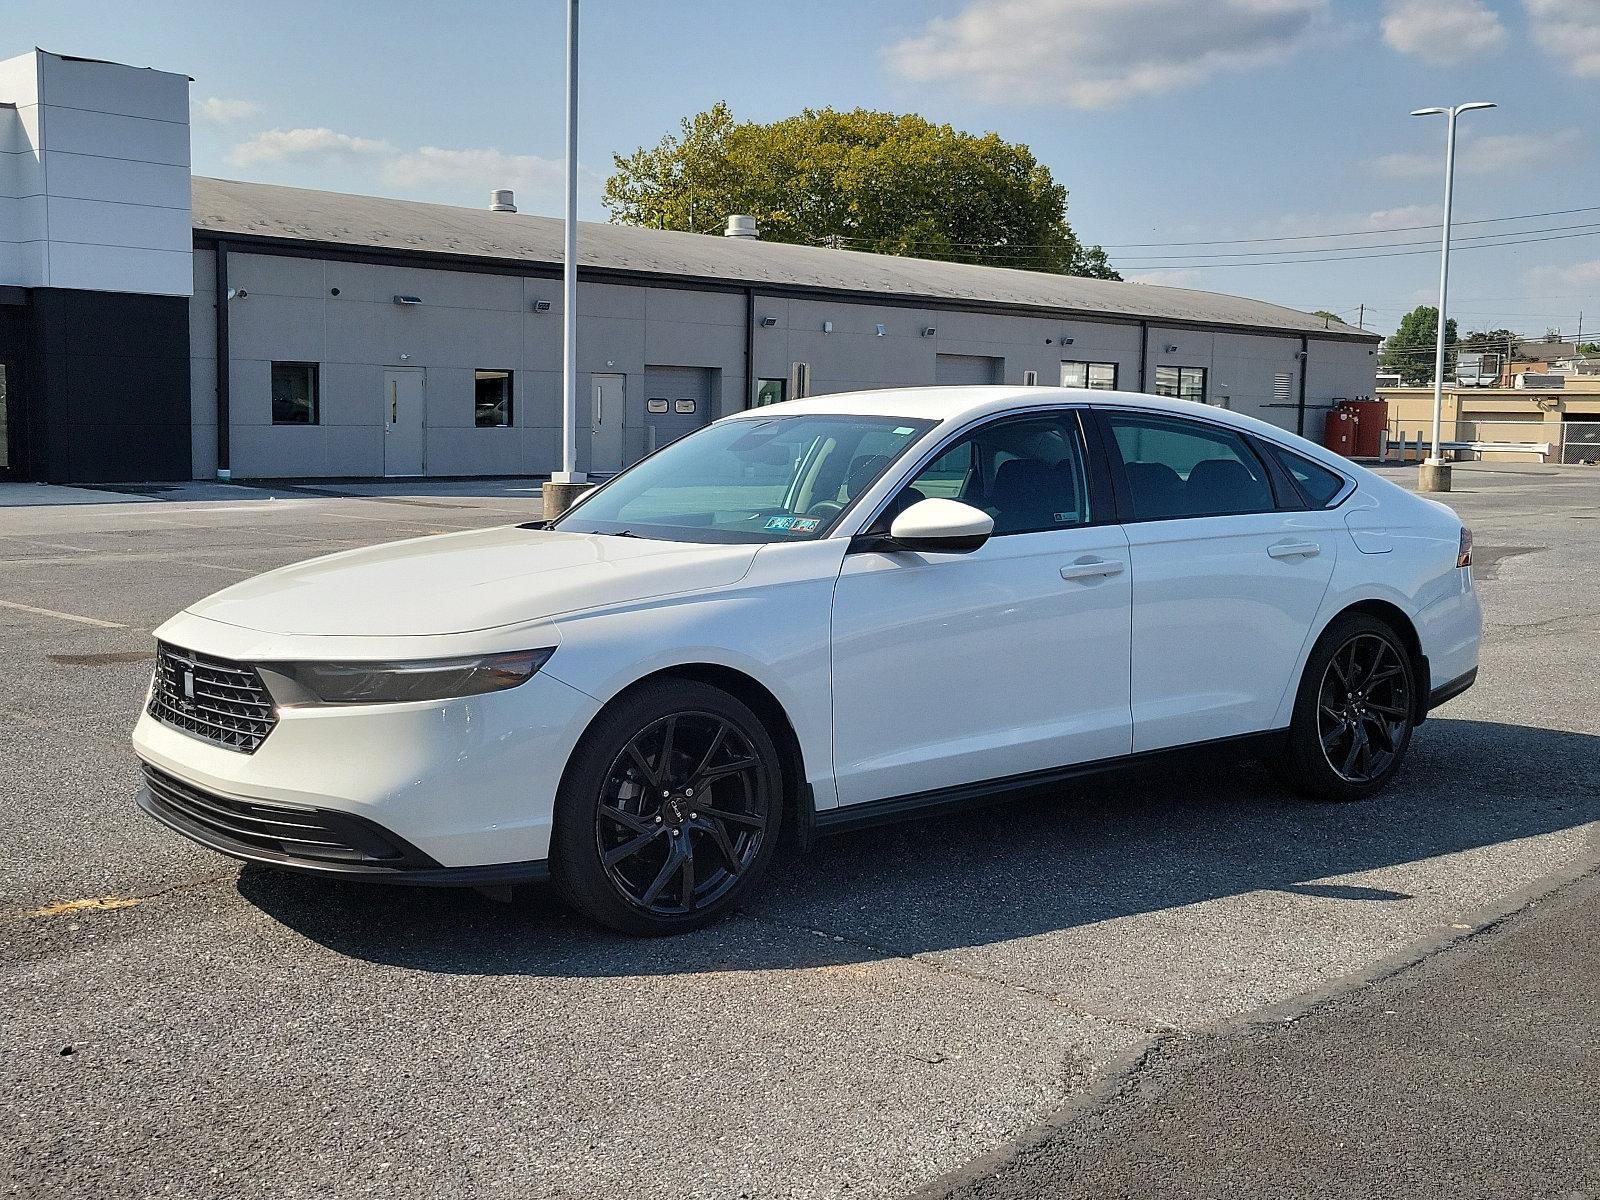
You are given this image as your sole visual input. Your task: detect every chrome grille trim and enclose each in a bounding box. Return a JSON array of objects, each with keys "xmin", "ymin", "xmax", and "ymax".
[{"xmin": 148, "ymin": 642, "xmax": 278, "ymax": 753}]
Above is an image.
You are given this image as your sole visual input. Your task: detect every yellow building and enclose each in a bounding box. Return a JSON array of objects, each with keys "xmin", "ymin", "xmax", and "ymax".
[{"xmin": 1374, "ymin": 378, "xmax": 1600, "ymax": 463}]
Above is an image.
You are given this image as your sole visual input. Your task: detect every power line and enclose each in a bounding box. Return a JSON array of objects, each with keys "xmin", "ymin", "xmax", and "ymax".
[
  {"xmin": 1098, "ymin": 204, "xmax": 1600, "ymax": 248},
  {"xmin": 1116, "ymin": 227, "xmax": 1600, "ymax": 270},
  {"xmin": 1113, "ymin": 221, "xmax": 1600, "ymax": 262}
]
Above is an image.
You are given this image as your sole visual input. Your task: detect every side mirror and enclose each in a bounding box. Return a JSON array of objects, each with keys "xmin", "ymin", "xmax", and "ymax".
[{"xmin": 855, "ymin": 497, "xmax": 994, "ymax": 554}]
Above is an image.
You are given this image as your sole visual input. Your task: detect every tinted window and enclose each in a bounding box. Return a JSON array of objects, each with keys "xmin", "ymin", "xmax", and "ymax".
[
  {"xmin": 1266, "ymin": 443, "xmax": 1347, "ymax": 507},
  {"xmin": 1106, "ymin": 413, "xmax": 1274, "ymax": 520},
  {"xmin": 553, "ymin": 414, "xmax": 933, "ymax": 543},
  {"xmin": 271, "ymin": 362, "xmax": 319, "ymax": 425},
  {"xmin": 895, "ymin": 413, "xmax": 1092, "ymax": 536}
]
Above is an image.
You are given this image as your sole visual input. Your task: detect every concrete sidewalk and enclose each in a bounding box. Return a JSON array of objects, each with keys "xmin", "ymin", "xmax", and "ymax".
[{"xmin": 931, "ymin": 864, "xmax": 1600, "ymax": 1200}]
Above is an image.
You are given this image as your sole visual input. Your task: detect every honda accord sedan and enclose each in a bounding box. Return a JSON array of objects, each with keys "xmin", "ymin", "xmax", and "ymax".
[{"xmin": 134, "ymin": 388, "xmax": 1481, "ymax": 935}]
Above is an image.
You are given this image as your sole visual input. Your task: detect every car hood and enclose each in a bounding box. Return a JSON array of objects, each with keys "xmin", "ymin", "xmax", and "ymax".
[{"xmin": 185, "ymin": 526, "xmax": 761, "ymax": 636}]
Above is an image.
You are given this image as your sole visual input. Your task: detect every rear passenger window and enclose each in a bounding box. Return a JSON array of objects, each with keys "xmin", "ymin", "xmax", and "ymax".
[
  {"xmin": 1106, "ymin": 414, "xmax": 1275, "ymax": 520},
  {"xmin": 1265, "ymin": 444, "xmax": 1347, "ymax": 507}
]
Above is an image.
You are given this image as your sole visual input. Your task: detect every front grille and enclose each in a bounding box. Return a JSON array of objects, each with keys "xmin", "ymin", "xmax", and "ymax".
[
  {"xmin": 148, "ymin": 642, "xmax": 277, "ymax": 753},
  {"xmin": 140, "ymin": 765, "xmax": 416, "ymax": 866}
]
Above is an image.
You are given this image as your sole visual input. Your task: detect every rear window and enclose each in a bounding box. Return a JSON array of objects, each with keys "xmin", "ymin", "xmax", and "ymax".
[{"xmin": 1266, "ymin": 444, "xmax": 1348, "ymax": 507}]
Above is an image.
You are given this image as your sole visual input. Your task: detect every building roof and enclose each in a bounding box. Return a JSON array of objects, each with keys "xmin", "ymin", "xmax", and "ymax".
[{"xmin": 190, "ymin": 177, "xmax": 1376, "ymax": 342}]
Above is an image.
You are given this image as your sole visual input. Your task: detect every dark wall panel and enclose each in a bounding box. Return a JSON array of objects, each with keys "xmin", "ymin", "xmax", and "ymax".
[{"xmin": 22, "ymin": 289, "xmax": 191, "ymax": 484}]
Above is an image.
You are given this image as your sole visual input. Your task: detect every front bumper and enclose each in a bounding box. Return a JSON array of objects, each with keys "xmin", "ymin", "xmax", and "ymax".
[
  {"xmin": 133, "ymin": 648, "xmax": 602, "ymax": 872},
  {"xmin": 137, "ymin": 764, "xmax": 549, "ymax": 885}
]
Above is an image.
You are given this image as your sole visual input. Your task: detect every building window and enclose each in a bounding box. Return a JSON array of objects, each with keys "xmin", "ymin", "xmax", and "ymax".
[
  {"xmin": 1060, "ymin": 361, "xmax": 1118, "ymax": 390},
  {"xmin": 271, "ymin": 362, "xmax": 319, "ymax": 425},
  {"xmin": 754, "ymin": 378, "xmax": 786, "ymax": 407},
  {"xmin": 474, "ymin": 370, "xmax": 513, "ymax": 427},
  {"xmin": 1153, "ymin": 365, "xmax": 1207, "ymax": 403}
]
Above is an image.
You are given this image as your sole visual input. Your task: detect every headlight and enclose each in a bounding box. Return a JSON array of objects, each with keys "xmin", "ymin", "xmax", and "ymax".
[{"xmin": 258, "ymin": 648, "xmax": 554, "ymax": 707}]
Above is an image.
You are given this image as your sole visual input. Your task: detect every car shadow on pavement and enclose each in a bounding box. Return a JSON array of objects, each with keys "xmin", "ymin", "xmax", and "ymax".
[{"xmin": 236, "ymin": 718, "xmax": 1600, "ymax": 977}]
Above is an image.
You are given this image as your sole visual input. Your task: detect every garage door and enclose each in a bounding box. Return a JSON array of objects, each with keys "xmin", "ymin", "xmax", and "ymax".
[
  {"xmin": 935, "ymin": 353, "xmax": 1003, "ymax": 385},
  {"xmin": 643, "ymin": 366, "xmax": 715, "ymax": 450}
]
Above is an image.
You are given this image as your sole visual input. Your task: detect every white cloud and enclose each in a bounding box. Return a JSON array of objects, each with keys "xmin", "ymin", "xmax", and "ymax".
[
  {"xmin": 1534, "ymin": 258, "xmax": 1600, "ymax": 291},
  {"xmin": 225, "ymin": 125, "xmax": 568, "ymax": 209},
  {"xmin": 1266, "ymin": 203, "xmax": 1446, "ymax": 237},
  {"xmin": 1369, "ymin": 128, "xmax": 1581, "ymax": 177},
  {"xmin": 1381, "ymin": 0, "xmax": 1507, "ymax": 64},
  {"xmin": 192, "ymin": 97, "xmax": 261, "ymax": 125},
  {"xmin": 884, "ymin": 0, "xmax": 1326, "ymax": 108},
  {"xmin": 379, "ymin": 146, "xmax": 564, "ymax": 198},
  {"xmin": 1128, "ymin": 268, "xmax": 1204, "ymax": 287},
  {"xmin": 1524, "ymin": 0, "xmax": 1600, "ymax": 77},
  {"xmin": 229, "ymin": 127, "xmax": 391, "ymax": 167}
]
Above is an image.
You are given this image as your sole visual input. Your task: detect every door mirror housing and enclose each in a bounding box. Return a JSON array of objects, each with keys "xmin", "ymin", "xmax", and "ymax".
[{"xmin": 854, "ymin": 497, "xmax": 994, "ymax": 554}]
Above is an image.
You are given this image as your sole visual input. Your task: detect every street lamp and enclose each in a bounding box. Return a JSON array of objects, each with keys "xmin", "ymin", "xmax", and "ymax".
[
  {"xmin": 1410, "ymin": 100, "xmax": 1496, "ymax": 493},
  {"xmin": 544, "ymin": 0, "xmax": 590, "ymax": 519}
]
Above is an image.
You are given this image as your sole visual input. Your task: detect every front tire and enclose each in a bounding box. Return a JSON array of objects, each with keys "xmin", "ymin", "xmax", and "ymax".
[
  {"xmin": 1276, "ymin": 613, "xmax": 1417, "ymax": 803},
  {"xmin": 550, "ymin": 679, "xmax": 784, "ymax": 936}
]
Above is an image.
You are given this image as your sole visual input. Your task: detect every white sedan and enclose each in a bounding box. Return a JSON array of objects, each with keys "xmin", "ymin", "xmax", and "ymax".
[{"xmin": 133, "ymin": 388, "xmax": 1482, "ymax": 935}]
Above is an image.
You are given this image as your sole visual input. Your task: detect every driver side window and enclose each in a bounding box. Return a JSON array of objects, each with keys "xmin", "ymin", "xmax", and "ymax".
[{"xmin": 892, "ymin": 413, "xmax": 1093, "ymax": 536}]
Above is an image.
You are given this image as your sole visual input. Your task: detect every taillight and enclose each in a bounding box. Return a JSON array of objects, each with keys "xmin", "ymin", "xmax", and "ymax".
[{"xmin": 1457, "ymin": 526, "xmax": 1473, "ymax": 568}]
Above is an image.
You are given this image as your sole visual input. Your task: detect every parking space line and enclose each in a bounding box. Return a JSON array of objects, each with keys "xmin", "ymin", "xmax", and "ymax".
[{"xmin": 0, "ymin": 599, "xmax": 126, "ymax": 628}]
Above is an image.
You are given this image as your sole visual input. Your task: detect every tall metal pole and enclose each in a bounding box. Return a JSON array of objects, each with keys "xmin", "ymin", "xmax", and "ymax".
[
  {"xmin": 1427, "ymin": 108, "xmax": 1457, "ymax": 467},
  {"xmin": 1410, "ymin": 100, "xmax": 1494, "ymax": 493},
  {"xmin": 559, "ymin": 0, "xmax": 582, "ymax": 485}
]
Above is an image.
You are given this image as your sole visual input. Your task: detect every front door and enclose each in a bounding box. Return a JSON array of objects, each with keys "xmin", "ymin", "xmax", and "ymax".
[
  {"xmin": 830, "ymin": 410, "xmax": 1133, "ymax": 807},
  {"xmin": 1096, "ymin": 409, "xmax": 1338, "ymax": 751},
  {"xmin": 590, "ymin": 373, "xmax": 626, "ymax": 474},
  {"xmin": 383, "ymin": 367, "xmax": 425, "ymax": 476}
]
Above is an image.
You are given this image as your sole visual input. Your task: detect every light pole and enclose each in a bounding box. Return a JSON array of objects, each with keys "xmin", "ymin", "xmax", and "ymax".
[
  {"xmin": 544, "ymin": 0, "xmax": 590, "ymax": 519},
  {"xmin": 1411, "ymin": 100, "xmax": 1495, "ymax": 494}
]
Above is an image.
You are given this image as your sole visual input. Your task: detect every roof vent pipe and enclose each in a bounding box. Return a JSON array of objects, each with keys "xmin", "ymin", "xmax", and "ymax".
[
  {"xmin": 724, "ymin": 214, "xmax": 758, "ymax": 239},
  {"xmin": 489, "ymin": 190, "xmax": 517, "ymax": 213}
]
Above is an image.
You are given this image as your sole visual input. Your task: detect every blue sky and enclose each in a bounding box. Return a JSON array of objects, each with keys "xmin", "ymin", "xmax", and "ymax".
[{"xmin": 9, "ymin": 0, "xmax": 1599, "ymax": 337}]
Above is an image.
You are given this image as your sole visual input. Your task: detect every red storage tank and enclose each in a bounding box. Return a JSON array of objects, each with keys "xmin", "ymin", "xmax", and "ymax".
[
  {"xmin": 1324, "ymin": 407, "xmax": 1358, "ymax": 456},
  {"xmin": 1341, "ymin": 398, "xmax": 1389, "ymax": 458}
]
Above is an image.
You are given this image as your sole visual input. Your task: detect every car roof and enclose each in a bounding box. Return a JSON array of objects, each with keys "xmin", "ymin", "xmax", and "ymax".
[{"xmin": 724, "ymin": 386, "xmax": 1288, "ymax": 441}]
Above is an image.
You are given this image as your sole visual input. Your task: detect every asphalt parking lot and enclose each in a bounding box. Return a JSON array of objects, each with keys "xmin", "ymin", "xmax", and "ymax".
[{"xmin": 2, "ymin": 463, "xmax": 1598, "ymax": 1199}]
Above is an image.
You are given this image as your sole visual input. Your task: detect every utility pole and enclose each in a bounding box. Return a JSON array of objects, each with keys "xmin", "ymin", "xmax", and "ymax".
[
  {"xmin": 544, "ymin": 0, "xmax": 591, "ymax": 519},
  {"xmin": 1358, "ymin": 304, "xmax": 1364, "ymax": 331},
  {"xmin": 1411, "ymin": 100, "xmax": 1496, "ymax": 494}
]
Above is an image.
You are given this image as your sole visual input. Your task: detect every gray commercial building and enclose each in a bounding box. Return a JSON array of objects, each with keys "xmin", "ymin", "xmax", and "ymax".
[{"xmin": 2, "ymin": 48, "xmax": 1380, "ymax": 485}]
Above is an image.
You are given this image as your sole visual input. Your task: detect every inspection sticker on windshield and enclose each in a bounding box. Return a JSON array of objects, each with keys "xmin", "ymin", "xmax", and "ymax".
[
  {"xmin": 893, "ymin": 427, "xmax": 914, "ymax": 436},
  {"xmin": 765, "ymin": 516, "xmax": 821, "ymax": 534}
]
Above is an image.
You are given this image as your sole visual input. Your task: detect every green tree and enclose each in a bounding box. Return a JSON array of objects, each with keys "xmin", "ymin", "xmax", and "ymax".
[
  {"xmin": 604, "ymin": 103, "xmax": 1119, "ymax": 279},
  {"xmin": 1380, "ymin": 305, "xmax": 1457, "ymax": 385}
]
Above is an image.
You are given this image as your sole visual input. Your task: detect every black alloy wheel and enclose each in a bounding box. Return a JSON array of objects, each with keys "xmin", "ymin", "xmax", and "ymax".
[
  {"xmin": 551, "ymin": 680, "xmax": 783, "ymax": 935},
  {"xmin": 596, "ymin": 711, "xmax": 767, "ymax": 916},
  {"xmin": 1316, "ymin": 633, "xmax": 1414, "ymax": 785},
  {"xmin": 1276, "ymin": 613, "xmax": 1417, "ymax": 802}
]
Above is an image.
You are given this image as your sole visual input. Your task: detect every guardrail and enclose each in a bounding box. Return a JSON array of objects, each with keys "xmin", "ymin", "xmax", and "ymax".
[{"xmin": 1376, "ymin": 418, "xmax": 1600, "ymax": 464}]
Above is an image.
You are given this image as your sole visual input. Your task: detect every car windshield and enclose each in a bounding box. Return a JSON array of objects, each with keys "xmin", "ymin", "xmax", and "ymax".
[{"xmin": 552, "ymin": 414, "xmax": 935, "ymax": 543}]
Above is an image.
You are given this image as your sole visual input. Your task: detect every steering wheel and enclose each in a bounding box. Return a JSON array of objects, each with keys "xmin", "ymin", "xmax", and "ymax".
[{"xmin": 803, "ymin": 501, "xmax": 845, "ymax": 521}]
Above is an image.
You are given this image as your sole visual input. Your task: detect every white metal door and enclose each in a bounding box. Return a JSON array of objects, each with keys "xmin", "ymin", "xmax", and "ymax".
[
  {"xmin": 383, "ymin": 368, "xmax": 425, "ymax": 476},
  {"xmin": 830, "ymin": 526, "xmax": 1134, "ymax": 807},
  {"xmin": 590, "ymin": 373, "xmax": 626, "ymax": 473}
]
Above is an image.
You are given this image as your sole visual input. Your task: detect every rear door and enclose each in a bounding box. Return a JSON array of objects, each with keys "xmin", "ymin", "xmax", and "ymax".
[{"xmin": 1094, "ymin": 408, "xmax": 1338, "ymax": 752}]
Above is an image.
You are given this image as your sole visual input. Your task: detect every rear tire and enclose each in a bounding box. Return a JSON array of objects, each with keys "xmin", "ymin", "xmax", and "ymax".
[
  {"xmin": 1275, "ymin": 613, "xmax": 1417, "ymax": 803},
  {"xmin": 550, "ymin": 679, "xmax": 784, "ymax": 936}
]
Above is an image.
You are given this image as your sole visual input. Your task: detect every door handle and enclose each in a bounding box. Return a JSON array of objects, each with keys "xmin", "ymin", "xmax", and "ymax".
[
  {"xmin": 1060, "ymin": 558, "xmax": 1125, "ymax": 580},
  {"xmin": 1267, "ymin": 541, "xmax": 1321, "ymax": 559}
]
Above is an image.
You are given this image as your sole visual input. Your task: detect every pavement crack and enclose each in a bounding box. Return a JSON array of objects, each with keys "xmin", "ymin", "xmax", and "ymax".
[{"xmin": 738, "ymin": 905, "xmax": 1180, "ymax": 1037}]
